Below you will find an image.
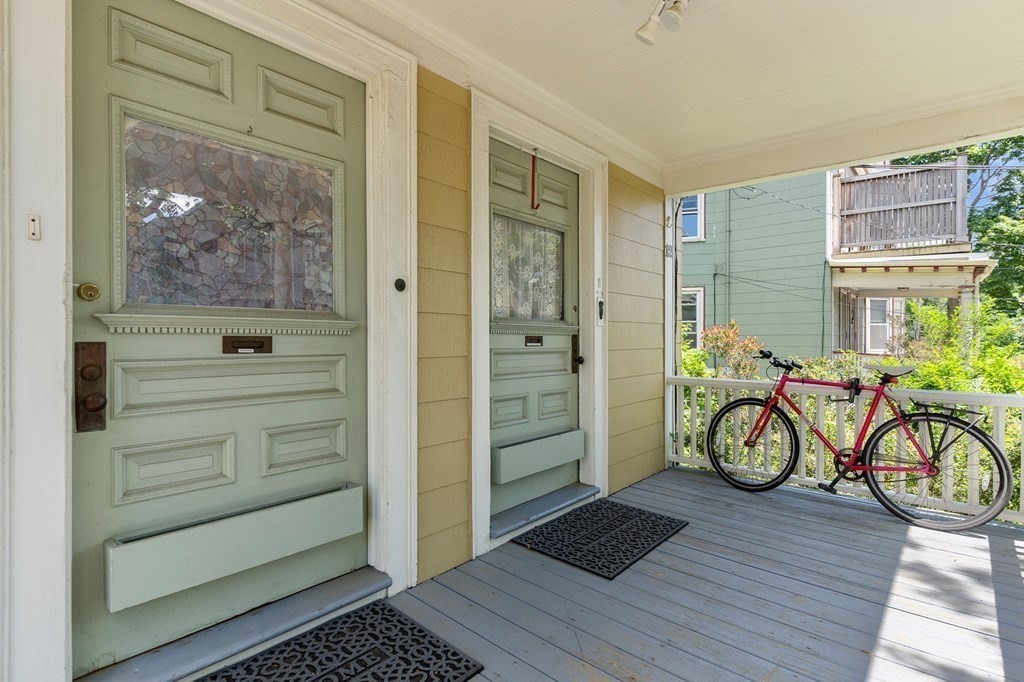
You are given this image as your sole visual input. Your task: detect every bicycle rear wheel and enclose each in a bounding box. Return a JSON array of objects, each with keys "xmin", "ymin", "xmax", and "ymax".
[
  {"xmin": 863, "ymin": 413, "xmax": 1012, "ymax": 531},
  {"xmin": 706, "ymin": 397, "xmax": 798, "ymax": 492}
]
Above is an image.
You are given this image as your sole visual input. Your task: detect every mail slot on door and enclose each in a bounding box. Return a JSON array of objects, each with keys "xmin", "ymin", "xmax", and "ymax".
[
  {"xmin": 222, "ymin": 336, "xmax": 273, "ymax": 354},
  {"xmin": 525, "ymin": 335, "xmax": 543, "ymax": 347}
]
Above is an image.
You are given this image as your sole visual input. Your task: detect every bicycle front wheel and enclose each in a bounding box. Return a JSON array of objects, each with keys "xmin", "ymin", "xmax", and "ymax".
[
  {"xmin": 706, "ymin": 397, "xmax": 798, "ymax": 492},
  {"xmin": 864, "ymin": 413, "xmax": 1012, "ymax": 531}
]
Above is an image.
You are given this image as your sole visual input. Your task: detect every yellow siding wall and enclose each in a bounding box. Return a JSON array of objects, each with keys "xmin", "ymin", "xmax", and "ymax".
[
  {"xmin": 607, "ymin": 164, "xmax": 667, "ymax": 492},
  {"xmin": 417, "ymin": 68, "xmax": 473, "ymax": 580}
]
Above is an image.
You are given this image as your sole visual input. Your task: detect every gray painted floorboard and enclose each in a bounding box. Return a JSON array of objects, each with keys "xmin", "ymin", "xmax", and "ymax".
[{"xmin": 391, "ymin": 468, "xmax": 1024, "ymax": 681}]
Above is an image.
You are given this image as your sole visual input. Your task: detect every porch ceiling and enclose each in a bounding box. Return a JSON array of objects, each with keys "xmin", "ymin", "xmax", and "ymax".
[{"xmin": 323, "ymin": 0, "xmax": 1024, "ymax": 193}]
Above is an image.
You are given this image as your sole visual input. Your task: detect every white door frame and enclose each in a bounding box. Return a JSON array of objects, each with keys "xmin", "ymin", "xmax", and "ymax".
[
  {"xmin": 470, "ymin": 90, "xmax": 609, "ymax": 557},
  {"xmin": 1, "ymin": 0, "xmax": 417, "ymax": 677}
]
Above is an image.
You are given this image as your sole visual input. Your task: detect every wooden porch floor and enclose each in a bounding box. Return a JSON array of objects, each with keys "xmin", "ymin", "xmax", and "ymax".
[{"xmin": 391, "ymin": 467, "xmax": 1024, "ymax": 681}]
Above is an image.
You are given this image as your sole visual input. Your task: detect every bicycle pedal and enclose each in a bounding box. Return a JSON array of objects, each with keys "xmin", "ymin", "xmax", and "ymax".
[{"xmin": 816, "ymin": 482, "xmax": 838, "ymax": 495}]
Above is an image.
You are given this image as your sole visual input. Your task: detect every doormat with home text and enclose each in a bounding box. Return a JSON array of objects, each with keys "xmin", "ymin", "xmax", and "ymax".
[
  {"xmin": 199, "ymin": 599, "xmax": 483, "ymax": 681},
  {"xmin": 511, "ymin": 497, "xmax": 689, "ymax": 579}
]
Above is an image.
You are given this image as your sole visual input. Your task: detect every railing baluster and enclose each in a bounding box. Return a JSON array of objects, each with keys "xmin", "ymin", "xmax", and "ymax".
[
  {"xmin": 992, "ymin": 405, "xmax": 1006, "ymax": 451},
  {"xmin": 941, "ymin": 403, "xmax": 954, "ymax": 505},
  {"xmin": 1019, "ymin": 409, "xmax": 1024, "ymax": 513},
  {"xmin": 797, "ymin": 394, "xmax": 807, "ymax": 479},
  {"xmin": 815, "ymin": 395, "xmax": 825, "ymax": 482},
  {"xmin": 747, "ymin": 403, "xmax": 756, "ymax": 472},
  {"xmin": 700, "ymin": 385, "xmax": 708, "ymax": 458},
  {"xmin": 854, "ymin": 395, "xmax": 865, "ymax": 453},
  {"xmin": 991, "ymin": 406, "xmax": 1005, "ymax": 509},
  {"xmin": 897, "ymin": 398, "xmax": 912, "ymax": 494},
  {"xmin": 836, "ymin": 400, "xmax": 847, "ymax": 452},
  {"xmin": 968, "ymin": 404, "xmax": 985, "ymax": 507},
  {"xmin": 688, "ymin": 385, "xmax": 698, "ymax": 460},
  {"xmin": 718, "ymin": 388, "xmax": 727, "ymax": 467}
]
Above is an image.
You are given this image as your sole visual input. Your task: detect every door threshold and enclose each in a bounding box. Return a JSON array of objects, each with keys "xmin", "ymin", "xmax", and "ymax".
[
  {"xmin": 490, "ymin": 483, "xmax": 600, "ymax": 539},
  {"xmin": 78, "ymin": 567, "xmax": 391, "ymax": 682}
]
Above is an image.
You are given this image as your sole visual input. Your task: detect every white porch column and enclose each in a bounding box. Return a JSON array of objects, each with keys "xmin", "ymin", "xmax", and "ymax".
[
  {"xmin": 2, "ymin": 0, "xmax": 73, "ymax": 679},
  {"xmin": 959, "ymin": 284, "xmax": 978, "ymax": 310}
]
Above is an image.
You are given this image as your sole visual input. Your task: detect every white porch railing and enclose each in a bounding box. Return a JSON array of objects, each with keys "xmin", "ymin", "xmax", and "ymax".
[{"xmin": 667, "ymin": 376, "xmax": 1024, "ymax": 524}]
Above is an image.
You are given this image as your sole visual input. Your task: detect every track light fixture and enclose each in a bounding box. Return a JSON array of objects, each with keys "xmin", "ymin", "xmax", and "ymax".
[{"xmin": 635, "ymin": 0, "xmax": 688, "ymax": 45}]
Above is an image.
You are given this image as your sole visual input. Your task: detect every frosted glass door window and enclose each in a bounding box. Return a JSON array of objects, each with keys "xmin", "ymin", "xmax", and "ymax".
[
  {"xmin": 491, "ymin": 214, "xmax": 564, "ymax": 321},
  {"xmin": 124, "ymin": 116, "xmax": 336, "ymax": 311}
]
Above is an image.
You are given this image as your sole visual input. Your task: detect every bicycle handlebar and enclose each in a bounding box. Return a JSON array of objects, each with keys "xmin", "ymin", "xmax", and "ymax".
[{"xmin": 753, "ymin": 349, "xmax": 802, "ymax": 371}]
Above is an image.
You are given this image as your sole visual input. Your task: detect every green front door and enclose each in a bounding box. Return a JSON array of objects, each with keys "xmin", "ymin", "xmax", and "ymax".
[
  {"xmin": 71, "ymin": 1, "xmax": 367, "ymax": 674},
  {"xmin": 489, "ymin": 141, "xmax": 583, "ymax": 515}
]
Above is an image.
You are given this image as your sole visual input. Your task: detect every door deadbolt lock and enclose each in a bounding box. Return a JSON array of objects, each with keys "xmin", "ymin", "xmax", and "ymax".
[{"xmin": 76, "ymin": 283, "xmax": 101, "ymax": 301}]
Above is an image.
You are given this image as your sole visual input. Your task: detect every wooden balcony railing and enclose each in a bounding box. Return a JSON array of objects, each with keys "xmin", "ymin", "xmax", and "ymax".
[
  {"xmin": 834, "ymin": 155, "xmax": 969, "ymax": 254},
  {"xmin": 667, "ymin": 375, "xmax": 1024, "ymax": 524}
]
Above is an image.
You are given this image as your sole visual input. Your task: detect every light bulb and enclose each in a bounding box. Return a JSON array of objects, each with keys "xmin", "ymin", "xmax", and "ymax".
[
  {"xmin": 635, "ymin": 15, "xmax": 661, "ymax": 45},
  {"xmin": 662, "ymin": 0, "xmax": 687, "ymax": 31}
]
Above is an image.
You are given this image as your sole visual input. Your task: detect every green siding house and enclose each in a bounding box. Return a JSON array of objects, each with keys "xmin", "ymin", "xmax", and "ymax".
[
  {"xmin": 674, "ymin": 162, "xmax": 996, "ymax": 365},
  {"xmin": 677, "ymin": 174, "xmax": 832, "ymax": 360}
]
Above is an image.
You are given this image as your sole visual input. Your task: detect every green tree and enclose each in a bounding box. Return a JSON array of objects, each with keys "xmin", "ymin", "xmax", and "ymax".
[{"xmin": 973, "ymin": 215, "xmax": 1024, "ymax": 314}]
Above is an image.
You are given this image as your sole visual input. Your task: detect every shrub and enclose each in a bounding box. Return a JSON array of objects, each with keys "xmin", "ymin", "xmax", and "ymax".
[
  {"xmin": 701, "ymin": 321, "xmax": 764, "ymax": 380},
  {"xmin": 678, "ymin": 343, "xmax": 712, "ymax": 378},
  {"xmin": 795, "ymin": 350, "xmax": 865, "ymax": 383}
]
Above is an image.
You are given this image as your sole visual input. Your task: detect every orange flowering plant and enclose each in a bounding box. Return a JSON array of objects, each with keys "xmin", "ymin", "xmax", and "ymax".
[{"xmin": 700, "ymin": 320, "xmax": 764, "ymax": 380}]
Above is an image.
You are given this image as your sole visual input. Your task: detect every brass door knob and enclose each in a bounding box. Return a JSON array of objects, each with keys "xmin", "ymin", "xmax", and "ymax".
[{"xmin": 76, "ymin": 283, "xmax": 101, "ymax": 301}]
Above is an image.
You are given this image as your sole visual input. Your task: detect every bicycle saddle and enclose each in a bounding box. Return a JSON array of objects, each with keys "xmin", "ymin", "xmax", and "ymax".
[{"xmin": 863, "ymin": 364, "xmax": 914, "ymax": 377}]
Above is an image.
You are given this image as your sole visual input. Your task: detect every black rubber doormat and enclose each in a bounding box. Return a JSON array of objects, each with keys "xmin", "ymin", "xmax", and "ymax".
[
  {"xmin": 511, "ymin": 498, "xmax": 689, "ymax": 579},
  {"xmin": 198, "ymin": 599, "xmax": 483, "ymax": 681}
]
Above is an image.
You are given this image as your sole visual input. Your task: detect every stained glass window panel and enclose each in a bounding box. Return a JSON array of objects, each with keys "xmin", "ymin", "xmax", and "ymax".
[
  {"xmin": 124, "ymin": 116, "xmax": 336, "ymax": 311},
  {"xmin": 491, "ymin": 214, "xmax": 564, "ymax": 321}
]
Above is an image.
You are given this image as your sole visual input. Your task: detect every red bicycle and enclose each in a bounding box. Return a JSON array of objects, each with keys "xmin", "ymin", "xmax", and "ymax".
[{"xmin": 705, "ymin": 350, "xmax": 1012, "ymax": 531}]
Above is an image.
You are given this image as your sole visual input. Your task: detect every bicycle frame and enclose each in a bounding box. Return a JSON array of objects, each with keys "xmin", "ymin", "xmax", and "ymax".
[{"xmin": 747, "ymin": 373, "xmax": 937, "ymax": 475}]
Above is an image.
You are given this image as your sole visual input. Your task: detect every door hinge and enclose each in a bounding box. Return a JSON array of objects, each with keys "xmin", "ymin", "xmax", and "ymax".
[{"xmin": 665, "ymin": 244, "xmax": 675, "ymax": 258}]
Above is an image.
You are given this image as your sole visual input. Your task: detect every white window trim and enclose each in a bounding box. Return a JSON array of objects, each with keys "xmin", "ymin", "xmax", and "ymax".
[
  {"xmin": 864, "ymin": 297, "xmax": 892, "ymax": 354},
  {"xmin": 672, "ymin": 193, "xmax": 706, "ymax": 242},
  {"xmin": 679, "ymin": 286, "xmax": 705, "ymax": 349}
]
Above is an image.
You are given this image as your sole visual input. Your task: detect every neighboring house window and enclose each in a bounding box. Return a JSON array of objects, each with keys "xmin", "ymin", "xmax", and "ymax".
[
  {"xmin": 864, "ymin": 297, "xmax": 903, "ymax": 354},
  {"xmin": 674, "ymin": 194, "xmax": 705, "ymax": 241},
  {"xmin": 680, "ymin": 287, "xmax": 704, "ymax": 348}
]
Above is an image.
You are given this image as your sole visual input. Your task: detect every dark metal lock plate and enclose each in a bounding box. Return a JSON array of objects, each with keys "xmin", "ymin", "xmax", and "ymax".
[
  {"xmin": 75, "ymin": 342, "xmax": 107, "ymax": 432},
  {"xmin": 571, "ymin": 334, "xmax": 584, "ymax": 374}
]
